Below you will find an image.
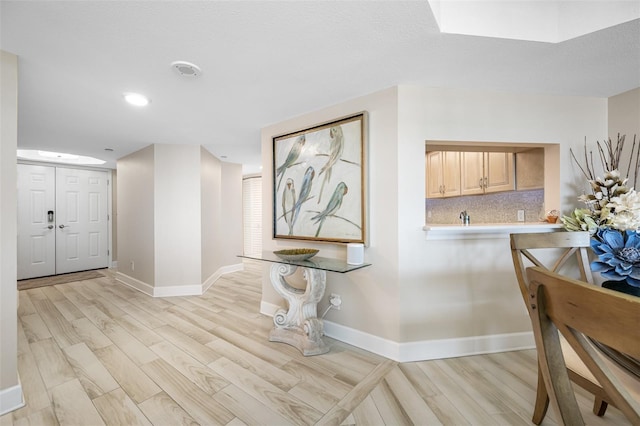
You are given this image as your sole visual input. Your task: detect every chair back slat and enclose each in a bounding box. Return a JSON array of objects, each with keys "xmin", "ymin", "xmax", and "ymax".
[
  {"xmin": 510, "ymin": 231, "xmax": 593, "ymax": 310},
  {"xmin": 527, "ymin": 267, "xmax": 640, "ymax": 424}
]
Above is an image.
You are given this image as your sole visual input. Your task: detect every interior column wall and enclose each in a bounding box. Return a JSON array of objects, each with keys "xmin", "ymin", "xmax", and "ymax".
[
  {"xmin": 0, "ymin": 50, "xmax": 21, "ymax": 414},
  {"xmin": 153, "ymin": 144, "xmax": 202, "ymax": 288},
  {"xmin": 200, "ymin": 147, "xmax": 222, "ymax": 281},
  {"xmin": 220, "ymin": 162, "xmax": 243, "ymax": 269},
  {"xmin": 117, "ymin": 145, "xmax": 156, "ymax": 285},
  {"xmin": 117, "ymin": 144, "xmax": 242, "ymax": 296}
]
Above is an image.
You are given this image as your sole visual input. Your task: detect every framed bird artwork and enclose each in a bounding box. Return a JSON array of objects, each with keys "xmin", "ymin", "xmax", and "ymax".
[{"xmin": 272, "ymin": 112, "xmax": 367, "ymax": 244}]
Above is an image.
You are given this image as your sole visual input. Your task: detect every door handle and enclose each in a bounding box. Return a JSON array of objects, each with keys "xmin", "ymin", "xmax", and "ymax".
[
  {"xmin": 47, "ymin": 225, "xmax": 54, "ymax": 229},
  {"xmin": 58, "ymin": 224, "xmax": 68, "ymax": 229}
]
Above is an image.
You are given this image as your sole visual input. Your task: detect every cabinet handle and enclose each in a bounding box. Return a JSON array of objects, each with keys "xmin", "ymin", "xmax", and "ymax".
[
  {"xmin": 479, "ymin": 178, "xmax": 483, "ymax": 188},
  {"xmin": 484, "ymin": 177, "xmax": 488, "ymax": 188}
]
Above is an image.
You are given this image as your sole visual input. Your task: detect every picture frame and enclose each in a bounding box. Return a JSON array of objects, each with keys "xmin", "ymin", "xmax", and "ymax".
[{"xmin": 273, "ymin": 112, "xmax": 367, "ymax": 244}]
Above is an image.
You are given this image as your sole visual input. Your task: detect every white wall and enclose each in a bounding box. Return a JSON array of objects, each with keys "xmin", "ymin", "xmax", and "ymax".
[
  {"xmin": 200, "ymin": 147, "xmax": 222, "ymax": 281},
  {"xmin": 0, "ymin": 50, "xmax": 22, "ymax": 414},
  {"xmin": 220, "ymin": 162, "xmax": 243, "ymax": 268},
  {"xmin": 261, "ymin": 87, "xmax": 402, "ymax": 342},
  {"xmin": 154, "ymin": 144, "xmax": 202, "ymax": 288},
  {"xmin": 397, "ymin": 86, "xmax": 607, "ymax": 343},
  {"xmin": 261, "ymin": 85, "xmax": 609, "ymax": 361},
  {"xmin": 608, "ymin": 87, "xmax": 640, "ymax": 187},
  {"xmin": 117, "ymin": 145, "xmax": 156, "ymax": 285}
]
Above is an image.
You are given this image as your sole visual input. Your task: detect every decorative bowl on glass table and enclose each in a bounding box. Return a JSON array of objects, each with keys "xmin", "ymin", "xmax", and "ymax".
[{"xmin": 273, "ymin": 248, "xmax": 319, "ymax": 261}]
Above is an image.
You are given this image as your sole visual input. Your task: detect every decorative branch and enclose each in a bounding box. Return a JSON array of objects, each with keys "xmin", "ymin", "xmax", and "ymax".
[{"xmin": 570, "ymin": 133, "xmax": 639, "ymax": 187}]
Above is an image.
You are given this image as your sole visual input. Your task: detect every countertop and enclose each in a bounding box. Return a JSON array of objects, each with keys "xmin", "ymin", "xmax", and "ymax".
[{"xmin": 423, "ymin": 222, "xmax": 564, "ymax": 240}]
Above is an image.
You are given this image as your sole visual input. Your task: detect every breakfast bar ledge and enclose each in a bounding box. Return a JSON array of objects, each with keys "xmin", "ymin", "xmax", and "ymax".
[{"xmin": 424, "ymin": 223, "xmax": 563, "ymax": 240}]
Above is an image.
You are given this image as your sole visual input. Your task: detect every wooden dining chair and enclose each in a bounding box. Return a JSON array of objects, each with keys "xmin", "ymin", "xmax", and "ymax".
[
  {"xmin": 526, "ymin": 267, "xmax": 640, "ymax": 425},
  {"xmin": 510, "ymin": 231, "xmax": 609, "ymax": 424}
]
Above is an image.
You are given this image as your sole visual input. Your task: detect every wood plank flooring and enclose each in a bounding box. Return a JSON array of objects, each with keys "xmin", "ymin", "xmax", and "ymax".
[{"xmin": 2, "ymin": 260, "xmax": 629, "ymax": 425}]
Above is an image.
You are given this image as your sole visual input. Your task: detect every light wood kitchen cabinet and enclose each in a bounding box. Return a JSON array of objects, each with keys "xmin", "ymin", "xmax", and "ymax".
[
  {"xmin": 461, "ymin": 152, "xmax": 514, "ymax": 195},
  {"xmin": 425, "ymin": 151, "xmax": 461, "ymax": 198},
  {"xmin": 516, "ymin": 148, "xmax": 544, "ymax": 190}
]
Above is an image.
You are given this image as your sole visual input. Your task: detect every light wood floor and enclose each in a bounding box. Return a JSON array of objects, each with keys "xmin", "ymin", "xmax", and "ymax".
[{"xmin": 2, "ymin": 260, "xmax": 628, "ymax": 425}]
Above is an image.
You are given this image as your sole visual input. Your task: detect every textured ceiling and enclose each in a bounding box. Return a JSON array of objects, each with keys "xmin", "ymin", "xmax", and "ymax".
[{"xmin": 1, "ymin": 1, "xmax": 639, "ymax": 173}]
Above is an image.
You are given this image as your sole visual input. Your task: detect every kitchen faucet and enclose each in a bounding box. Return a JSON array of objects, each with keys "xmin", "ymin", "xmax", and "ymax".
[{"xmin": 460, "ymin": 210, "xmax": 470, "ymax": 225}]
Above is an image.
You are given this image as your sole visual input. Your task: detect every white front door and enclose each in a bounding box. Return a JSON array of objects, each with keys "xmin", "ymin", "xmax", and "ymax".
[
  {"xmin": 55, "ymin": 167, "xmax": 109, "ymax": 274},
  {"xmin": 17, "ymin": 164, "xmax": 56, "ymax": 279},
  {"xmin": 17, "ymin": 164, "xmax": 109, "ymax": 279}
]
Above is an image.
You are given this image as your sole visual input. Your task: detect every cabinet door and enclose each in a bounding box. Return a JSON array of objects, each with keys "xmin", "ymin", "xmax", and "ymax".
[
  {"xmin": 442, "ymin": 151, "xmax": 461, "ymax": 197},
  {"xmin": 485, "ymin": 152, "xmax": 514, "ymax": 193},
  {"xmin": 516, "ymin": 148, "xmax": 544, "ymax": 190},
  {"xmin": 425, "ymin": 152, "xmax": 443, "ymax": 198},
  {"xmin": 460, "ymin": 152, "xmax": 484, "ymax": 196}
]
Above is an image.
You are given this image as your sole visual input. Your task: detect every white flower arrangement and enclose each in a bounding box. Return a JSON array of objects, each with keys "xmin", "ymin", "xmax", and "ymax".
[
  {"xmin": 607, "ymin": 189, "xmax": 640, "ymax": 231},
  {"xmin": 562, "ymin": 134, "xmax": 640, "ymax": 234},
  {"xmin": 561, "ymin": 134, "xmax": 640, "ymax": 289}
]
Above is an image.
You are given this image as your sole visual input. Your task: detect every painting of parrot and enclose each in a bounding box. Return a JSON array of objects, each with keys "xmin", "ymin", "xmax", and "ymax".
[
  {"xmin": 272, "ymin": 112, "xmax": 365, "ymax": 243},
  {"xmin": 276, "ymin": 135, "xmax": 305, "ymax": 190},
  {"xmin": 311, "ymin": 182, "xmax": 348, "ymax": 237},
  {"xmin": 317, "ymin": 126, "xmax": 344, "ymax": 204},
  {"xmin": 292, "ymin": 166, "xmax": 315, "ymax": 227},
  {"xmin": 282, "ymin": 178, "xmax": 296, "ymax": 235}
]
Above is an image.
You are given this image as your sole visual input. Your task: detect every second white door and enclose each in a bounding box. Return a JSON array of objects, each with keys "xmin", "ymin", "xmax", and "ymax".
[{"xmin": 55, "ymin": 167, "xmax": 109, "ymax": 274}]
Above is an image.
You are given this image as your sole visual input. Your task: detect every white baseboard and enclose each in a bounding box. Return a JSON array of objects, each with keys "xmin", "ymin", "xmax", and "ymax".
[
  {"xmin": 115, "ymin": 272, "xmax": 155, "ymax": 296},
  {"xmin": 260, "ymin": 300, "xmax": 282, "ymax": 317},
  {"xmin": 259, "ymin": 300, "xmax": 534, "ymax": 362},
  {"xmin": 324, "ymin": 320, "xmax": 535, "ymax": 362},
  {"xmin": 396, "ymin": 331, "xmax": 535, "ymax": 362},
  {"xmin": 0, "ymin": 382, "xmax": 24, "ymax": 416},
  {"xmin": 116, "ymin": 262, "xmax": 244, "ymax": 298},
  {"xmin": 153, "ymin": 284, "xmax": 203, "ymax": 297},
  {"xmin": 203, "ymin": 263, "xmax": 243, "ymax": 293}
]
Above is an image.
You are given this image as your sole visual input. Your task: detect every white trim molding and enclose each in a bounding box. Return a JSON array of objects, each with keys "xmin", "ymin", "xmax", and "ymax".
[
  {"xmin": 260, "ymin": 303, "xmax": 535, "ymax": 362},
  {"xmin": 325, "ymin": 321, "xmax": 535, "ymax": 362},
  {"xmin": 115, "ymin": 272, "xmax": 155, "ymax": 296},
  {"xmin": 203, "ymin": 263, "xmax": 243, "ymax": 293},
  {"xmin": 116, "ymin": 262, "xmax": 244, "ymax": 297},
  {"xmin": 0, "ymin": 382, "xmax": 24, "ymax": 416},
  {"xmin": 260, "ymin": 300, "xmax": 283, "ymax": 318},
  {"xmin": 395, "ymin": 331, "xmax": 535, "ymax": 362}
]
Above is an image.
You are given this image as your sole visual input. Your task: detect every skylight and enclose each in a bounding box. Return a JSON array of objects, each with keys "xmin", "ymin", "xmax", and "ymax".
[
  {"xmin": 17, "ymin": 150, "xmax": 106, "ymax": 165},
  {"xmin": 428, "ymin": 0, "xmax": 640, "ymax": 43}
]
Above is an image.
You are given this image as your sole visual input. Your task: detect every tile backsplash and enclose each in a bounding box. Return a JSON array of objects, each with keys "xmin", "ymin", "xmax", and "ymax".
[{"xmin": 426, "ymin": 189, "xmax": 545, "ymax": 224}]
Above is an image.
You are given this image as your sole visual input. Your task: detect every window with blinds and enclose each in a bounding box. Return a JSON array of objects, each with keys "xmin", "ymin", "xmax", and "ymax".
[{"xmin": 242, "ymin": 176, "xmax": 262, "ymax": 256}]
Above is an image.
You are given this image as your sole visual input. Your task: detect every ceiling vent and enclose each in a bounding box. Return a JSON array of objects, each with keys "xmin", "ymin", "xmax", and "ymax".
[{"xmin": 171, "ymin": 61, "xmax": 202, "ymax": 78}]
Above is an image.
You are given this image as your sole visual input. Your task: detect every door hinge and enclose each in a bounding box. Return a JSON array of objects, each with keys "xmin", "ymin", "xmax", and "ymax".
[
  {"xmin": 107, "ymin": 214, "xmax": 110, "ymax": 221},
  {"xmin": 107, "ymin": 249, "xmax": 110, "ymax": 256}
]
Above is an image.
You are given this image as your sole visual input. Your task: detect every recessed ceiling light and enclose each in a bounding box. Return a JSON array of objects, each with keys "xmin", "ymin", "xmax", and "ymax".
[
  {"xmin": 171, "ymin": 61, "xmax": 202, "ymax": 78},
  {"xmin": 123, "ymin": 92, "xmax": 150, "ymax": 107}
]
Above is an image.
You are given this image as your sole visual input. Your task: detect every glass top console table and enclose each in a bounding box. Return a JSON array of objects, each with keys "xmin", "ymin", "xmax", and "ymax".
[{"xmin": 239, "ymin": 252, "xmax": 371, "ymax": 356}]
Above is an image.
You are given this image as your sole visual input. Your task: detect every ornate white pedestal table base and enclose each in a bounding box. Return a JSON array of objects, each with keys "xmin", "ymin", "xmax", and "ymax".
[{"xmin": 269, "ymin": 263, "xmax": 329, "ymax": 356}]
